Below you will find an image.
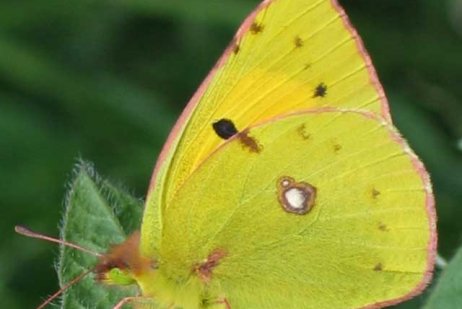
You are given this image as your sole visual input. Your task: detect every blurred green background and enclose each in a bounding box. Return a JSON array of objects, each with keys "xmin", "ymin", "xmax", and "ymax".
[{"xmin": 1, "ymin": 0, "xmax": 461, "ymax": 308}]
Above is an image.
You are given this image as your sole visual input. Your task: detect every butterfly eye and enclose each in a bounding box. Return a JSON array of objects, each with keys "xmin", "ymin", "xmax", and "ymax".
[{"xmin": 212, "ymin": 119, "xmax": 239, "ymax": 140}]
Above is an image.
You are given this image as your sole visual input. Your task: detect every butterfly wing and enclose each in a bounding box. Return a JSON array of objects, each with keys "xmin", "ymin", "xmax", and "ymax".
[
  {"xmin": 158, "ymin": 109, "xmax": 435, "ymax": 308},
  {"xmin": 142, "ymin": 0, "xmax": 390, "ymax": 255}
]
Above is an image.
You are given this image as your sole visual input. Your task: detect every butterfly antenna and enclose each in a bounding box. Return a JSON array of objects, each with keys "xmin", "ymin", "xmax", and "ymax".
[
  {"xmin": 36, "ymin": 269, "xmax": 93, "ymax": 309},
  {"xmin": 15, "ymin": 225, "xmax": 102, "ymax": 257},
  {"xmin": 15, "ymin": 225, "xmax": 103, "ymax": 308}
]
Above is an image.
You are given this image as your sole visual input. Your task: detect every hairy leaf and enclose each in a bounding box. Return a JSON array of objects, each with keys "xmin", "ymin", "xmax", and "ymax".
[{"xmin": 57, "ymin": 161, "xmax": 142, "ymax": 308}]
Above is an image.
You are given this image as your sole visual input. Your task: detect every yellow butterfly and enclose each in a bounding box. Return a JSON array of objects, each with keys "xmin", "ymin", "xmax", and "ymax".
[{"xmin": 28, "ymin": 0, "xmax": 437, "ymax": 308}]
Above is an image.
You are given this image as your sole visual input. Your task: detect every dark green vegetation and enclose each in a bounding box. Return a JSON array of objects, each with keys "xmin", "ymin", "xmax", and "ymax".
[
  {"xmin": 58, "ymin": 163, "xmax": 141, "ymax": 308},
  {"xmin": 1, "ymin": 0, "xmax": 461, "ymax": 308}
]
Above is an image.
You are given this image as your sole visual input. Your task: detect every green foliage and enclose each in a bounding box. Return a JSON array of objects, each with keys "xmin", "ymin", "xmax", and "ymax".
[
  {"xmin": 2, "ymin": 0, "xmax": 461, "ymax": 308},
  {"xmin": 425, "ymin": 248, "xmax": 462, "ymax": 308},
  {"xmin": 58, "ymin": 161, "xmax": 141, "ymax": 308}
]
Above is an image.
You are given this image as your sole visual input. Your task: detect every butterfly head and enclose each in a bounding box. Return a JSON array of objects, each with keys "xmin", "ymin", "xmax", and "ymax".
[{"xmin": 94, "ymin": 231, "xmax": 155, "ymax": 286}]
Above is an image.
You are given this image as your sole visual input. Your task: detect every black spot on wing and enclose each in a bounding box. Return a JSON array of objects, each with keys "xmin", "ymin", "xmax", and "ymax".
[
  {"xmin": 373, "ymin": 263, "xmax": 383, "ymax": 271},
  {"xmin": 313, "ymin": 83, "xmax": 327, "ymax": 98},
  {"xmin": 212, "ymin": 119, "xmax": 238, "ymax": 140},
  {"xmin": 372, "ymin": 188, "xmax": 381, "ymax": 199},
  {"xmin": 297, "ymin": 124, "xmax": 311, "ymax": 140},
  {"xmin": 294, "ymin": 36, "xmax": 303, "ymax": 48},
  {"xmin": 250, "ymin": 22, "xmax": 264, "ymax": 34},
  {"xmin": 233, "ymin": 43, "xmax": 240, "ymax": 55},
  {"xmin": 378, "ymin": 222, "xmax": 388, "ymax": 231}
]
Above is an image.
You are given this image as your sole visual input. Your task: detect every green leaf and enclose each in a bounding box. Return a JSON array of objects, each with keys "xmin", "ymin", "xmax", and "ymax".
[
  {"xmin": 425, "ymin": 248, "xmax": 462, "ymax": 308},
  {"xmin": 57, "ymin": 161, "xmax": 143, "ymax": 308}
]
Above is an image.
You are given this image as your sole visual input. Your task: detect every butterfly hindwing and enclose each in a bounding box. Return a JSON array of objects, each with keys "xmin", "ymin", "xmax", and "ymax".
[{"xmin": 159, "ymin": 109, "xmax": 435, "ymax": 309}]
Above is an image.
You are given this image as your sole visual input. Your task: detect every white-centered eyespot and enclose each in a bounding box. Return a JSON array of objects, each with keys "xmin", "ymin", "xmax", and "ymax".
[
  {"xmin": 277, "ymin": 177, "xmax": 316, "ymax": 215},
  {"xmin": 284, "ymin": 188, "xmax": 307, "ymax": 210}
]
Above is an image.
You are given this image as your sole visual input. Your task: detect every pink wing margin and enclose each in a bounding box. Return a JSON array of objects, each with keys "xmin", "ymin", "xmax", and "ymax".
[
  {"xmin": 146, "ymin": 0, "xmax": 272, "ymax": 191},
  {"xmin": 330, "ymin": 0, "xmax": 390, "ymax": 119},
  {"xmin": 364, "ymin": 127, "xmax": 437, "ymax": 308},
  {"xmin": 148, "ymin": 0, "xmax": 392, "ymax": 192}
]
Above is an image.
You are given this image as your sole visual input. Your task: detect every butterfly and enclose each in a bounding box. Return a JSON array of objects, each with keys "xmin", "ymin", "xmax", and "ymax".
[{"xmin": 27, "ymin": 0, "xmax": 437, "ymax": 308}]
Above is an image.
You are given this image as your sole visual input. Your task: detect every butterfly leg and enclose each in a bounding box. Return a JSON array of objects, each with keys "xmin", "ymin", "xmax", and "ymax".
[
  {"xmin": 216, "ymin": 298, "xmax": 231, "ymax": 309},
  {"xmin": 113, "ymin": 296, "xmax": 153, "ymax": 309}
]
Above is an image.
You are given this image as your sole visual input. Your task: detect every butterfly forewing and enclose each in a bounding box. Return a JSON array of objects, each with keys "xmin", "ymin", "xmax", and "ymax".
[{"xmin": 142, "ymin": 0, "xmax": 390, "ymax": 254}]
